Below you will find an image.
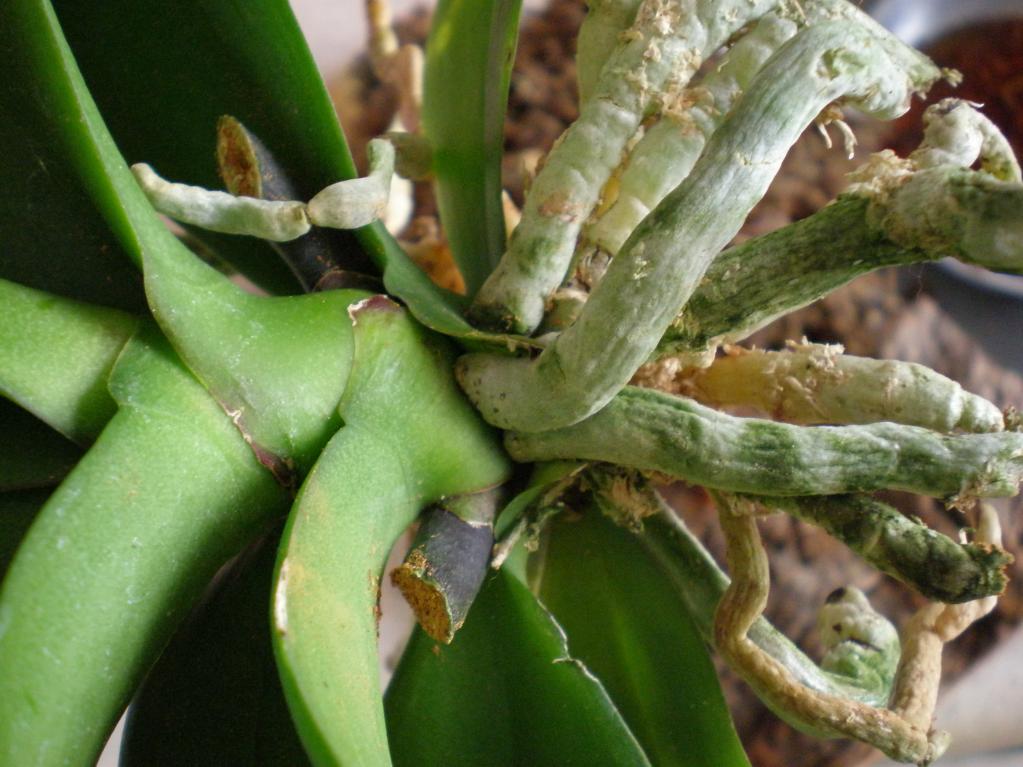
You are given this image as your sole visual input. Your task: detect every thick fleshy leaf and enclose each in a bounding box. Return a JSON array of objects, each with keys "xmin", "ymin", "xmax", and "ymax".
[
  {"xmin": 0, "ymin": 400, "xmax": 81, "ymax": 491},
  {"xmin": 424, "ymin": 0, "xmax": 522, "ymax": 295},
  {"xmin": 17, "ymin": 0, "xmax": 520, "ymax": 478},
  {"xmin": 385, "ymin": 569, "xmax": 651, "ymax": 766},
  {"xmin": 121, "ymin": 531, "xmax": 309, "ymax": 766},
  {"xmin": 51, "ymin": 0, "xmax": 536, "ymax": 349},
  {"xmin": 273, "ymin": 427, "xmax": 417, "ymax": 767},
  {"xmin": 4, "ymin": 0, "xmax": 378, "ymax": 476},
  {"xmin": 51, "ymin": 0, "xmax": 525, "ymax": 310},
  {"xmin": 0, "ymin": 2, "xmax": 144, "ymax": 310},
  {"xmin": 51, "ymin": 0, "xmax": 370, "ymax": 294},
  {"xmin": 538, "ymin": 508, "xmax": 751, "ymax": 767},
  {"xmin": 7, "ymin": 0, "xmax": 532, "ymax": 354},
  {"xmin": 272, "ymin": 298, "xmax": 510, "ymax": 767},
  {"xmin": 0, "ymin": 278, "xmax": 138, "ymax": 444},
  {"xmin": 0, "ymin": 325, "xmax": 288, "ymax": 766},
  {"xmin": 136, "ymin": 234, "xmax": 371, "ymax": 477},
  {"xmin": 0, "ymin": 0, "xmax": 186, "ymax": 276}
]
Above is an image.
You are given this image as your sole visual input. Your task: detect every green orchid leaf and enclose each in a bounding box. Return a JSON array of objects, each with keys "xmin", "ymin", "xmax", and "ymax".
[
  {"xmin": 424, "ymin": 0, "xmax": 522, "ymax": 295},
  {"xmin": 0, "ymin": 400, "xmax": 82, "ymax": 492},
  {"xmin": 272, "ymin": 298, "xmax": 510, "ymax": 767},
  {"xmin": 0, "ymin": 1, "xmax": 144, "ymax": 311},
  {"xmin": 538, "ymin": 507, "xmax": 751, "ymax": 767},
  {"xmin": 375, "ymin": 235, "xmax": 541, "ymax": 353},
  {"xmin": 0, "ymin": 277, "xmax": 138, "ymax": 444},
  {"xmin": 121, "ymin": 530, "xmax": 309, "ymax": 767},
  {"xmin": 135, "ymin": 234, "xmax": 372, "ymax": 477},
  {"xmin": 0, "ymin": 325, "xmax": 289, "ymax": 766},
  {"xmin": 49, "ymin": 0, "xmax": 521, "ymax": 311},
  {"xmin": 4, "ymin": 0, "xmax": 380, "ymax": 477},
  {"xmin": 0, "ymin": 488, "xmax": 50, "ymax": 577},
  {"xmin": 273, "ymin": 426, "xmax": 418, "ymax": 767},
  {"xmin": 16, "ymin": 0, "xmax": 527, "ymax": 478},
  {"xmin": 51, "ymin": 0, "xmax": 536, "ymax": 350},
  {"xmin": 0, "ymin": 0, "xmax": 183, "ymax": 277},
  {"xmin": 51, "ymin": 0, "xmax": 371, "ymax": 294},
  {"xmin": 385, "ymin": 569, "xmax": 651, "ymax": 766}
]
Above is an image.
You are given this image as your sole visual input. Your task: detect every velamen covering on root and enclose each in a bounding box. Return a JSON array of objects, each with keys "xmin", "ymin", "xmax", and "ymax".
[
  {"xmin": 589, "ymin": 478, "xmax": 907, "ymax": 719},
  {"xmin": 132, "ymin": 137, "xmax": 397, "ymax": 241},
  {"xmin": 711, "ymin": 494, "xmax": 1003, "ymax": 763},
  {"xmin": 712, "ymin": 496, "xmax": 937, "ymax": 763},
  {"xmin": 468, "ymin": 0, "xmax": 783, "ymax": 334},
  {"xmin": 581, "ymin": 12, "xmax": 798, "ymax": 257},
  {"xmin": 216, "ymin": 115, "xmax": 379, "ymax": 289},
  {"xmin": 654, "ymin": 168, "xmax": 1023, "ymax": 361},
  {"xmin": 458, "ymin": 20, "xmax": 939, "ymax": 432},
  {"xmin": 643, "ymin": 343, "xmax": 1004, "ymax": 433},
  {"xmin": 636, "ymin": 504, "xmax": 897, "ymax": 708},
  {"xmin": 649, "ymin": 101, "xmax": 1022, "ymax": 361},
  {"xmin": 579, "ymin": 0, "xmax": 946, "ymax": 262},
  {"xmin": 504, "ymin": 386, "xmax": 1023, "ymax": 501},
  {"xmin": 575, "ymin": 0, "xmax": 644, "ymax": 106},
  {"xmin": 738, "ymin": 493, "xmax": 1012, "ymax": 603}
]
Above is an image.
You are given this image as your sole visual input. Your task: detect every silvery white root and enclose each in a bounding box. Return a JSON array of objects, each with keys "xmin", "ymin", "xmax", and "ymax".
[
  {"xmin": 655, "ymin": 102, "xmax": 1023, "ymax": 360},
  {"xmin": 504, "ymin": 385, "xmax": 1023, "ymax": 501},
  {"xmin": 458, "ymin": 20, "xmax": 938, "ymax": 432},
  {"xmin": 132, "ymin": 137, "xmax": 397, "ymax": 240},
  {"xmin": 580, "ymin": 12, "xmax": 798, "ymax": 258},
  {"xmin": 648, "ymin": 342, "xmax": 1005, "ymax": 434},
  {"xmin": 468, "ymin": 0, "xmax": 783, "ymax": 334},
  {"xmin": 576, "ymin": 0, "xmax": 644, "ymax": 106},
  {"xmin": 713, "ymin": 495, "xmax": 1003, "ymax": 764}
]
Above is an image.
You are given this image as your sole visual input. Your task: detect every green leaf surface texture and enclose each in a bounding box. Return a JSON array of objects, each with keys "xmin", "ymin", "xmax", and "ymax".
[
  {"xmin": 424, "ymin": 0, "xmax": 522, "ymax": 295},
  {"xmin": 0, "ymin": 277, "xmax": 138, "ymax": 444},
  {"xmin": 0, "ymin": 1, "xmax": 145, "ymax": 310},
  {"xmin": 272, "ymin": 298, "xmax": 510, "ymax": 766},
  {"xmin": 385, "ymin": 569, "xmax": 651, "ymax": 767},
  {"xmin": 539, "ymin": 508, "xmax": 751, "ymax": 767},
  {"xmin": 121, "ymin": 530, "xmax": 309, "ymax": 767},
  {"xmin": 48, "ymin": 0, "xmax": 531, "ymax": 350},
  {"xmin": 10, "ymin": 0, "xmax": 375, "ymax": 475},
  {"xmin": 0, "ymin": 327, "xmax": 288, "ymax": 765},
  {"xmin": 51, "ymin": 0, "xmax": 368, "ymax": 294},
  {"xmin": 137, "ymin": 231, "xmax": 369, "ymax": 473}
]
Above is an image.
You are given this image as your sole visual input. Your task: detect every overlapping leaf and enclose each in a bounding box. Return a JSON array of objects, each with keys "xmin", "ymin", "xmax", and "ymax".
[
  {"xmin": 386, "ymin": 570, "xmax": 652, "ymax": 766},
  {"xmin": 0, "ymin": 326, "xmax": 288, "ymax": 765},
  {"xmin": 0, "ymin": 2, "xmax": 144, "ymax": 310},
  {"xmin": 0, "ymin": 278, "xmax": 138, "ymax": 444},
  {"xmin": 121, "ymin": 531, "xmax": 309, "ymax": 767},
  {"xmin": 272, "ymin": 299, "xmax": 510, "ymax": 766},
  {"xmin": 423, "ymin": 0, "xmax": 522, "ymax": 295},
  {"xmin": 539, "ymin": 508, "xmax": 751, "ymax": 767}
]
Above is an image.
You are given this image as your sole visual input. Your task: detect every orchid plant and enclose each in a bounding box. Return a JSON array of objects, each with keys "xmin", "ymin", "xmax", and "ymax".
[{"xmin": 1, "ymin": 1, "xmax": 1022, "ymax": 765}]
